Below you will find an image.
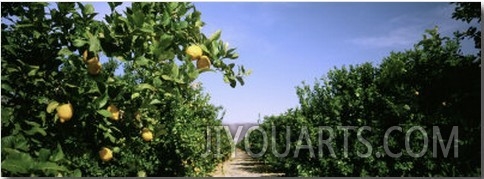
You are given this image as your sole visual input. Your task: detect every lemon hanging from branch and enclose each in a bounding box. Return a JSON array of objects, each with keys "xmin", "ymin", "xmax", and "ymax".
[
  {"xmin": 186, "ymin": 45, "xmax": 203, "ymax": 60},
  {"xmin": 87, "ymin": 61, "xmax": 102, "ymax": 75},
  {"xmin": 57, "ymin": 103, "xmax": 73, "ymax": 123},
  {"xmin": 99, "ymin": 147, "xmax": 113, "ymax": 162},
  {"xmin": 197, "ymin": 55, "xmax": 211, "ymax": 70},
  {"xmin": 107, "ymin": 104, "xmax": 120, "ymax": 121},
  {"xmin": 141, "ymin": 128, "xmax": 153, "ymax": 142}
]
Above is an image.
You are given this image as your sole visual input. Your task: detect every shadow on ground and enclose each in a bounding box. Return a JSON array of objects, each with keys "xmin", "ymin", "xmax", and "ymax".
[{"xmin": 232, "ymin": 156, "xmax": 285, "ymax": 176}]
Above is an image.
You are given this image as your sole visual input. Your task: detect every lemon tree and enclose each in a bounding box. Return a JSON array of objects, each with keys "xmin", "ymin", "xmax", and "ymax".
[
  {"xmin": 2, "ymin": 2, "xmax": 245, "ymax": 176},
  {"xmin": 242, "ymin": 28, "xmax": 480, "ymax": 177}
]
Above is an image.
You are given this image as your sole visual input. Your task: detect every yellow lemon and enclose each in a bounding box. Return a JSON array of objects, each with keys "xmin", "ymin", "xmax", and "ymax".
[
  {"xmin": 57, "ymin": 103, "xmax": 73, "ymax": 123},
  {"xmin": 196, "ymin": 55, "xmax": 211, "ymax": 70},
  {"xmin": 82, "ymin": 50, "xmax": 89, "ymax": 63},
  {"xmin": 83, "ymin": 51, "xmax": 99, "ymax": 64},
  {"xmin": 99, "ymin": 147, "xmax": 113, "ymax": 162},
  {"xmin": 86, "ymin": 56, "xmax": 99, "ymax": 64},
  {"xmin": 135, "ymin": 111, "xmax": 141, "ymax": 121},
  {"xmin": 107, "ymin": 104, "xmax": 120, "ymax": 121},
  {"xmin": 87, "ymin": 60, "xmax": 102, "ymax": 75},
  {"xmin": 186, "ymin": 45, "xmax": 203, "ymax": 60},
  {"xmin": 141, "ymin": 128, "xmax": 153, "ymax": 142}
]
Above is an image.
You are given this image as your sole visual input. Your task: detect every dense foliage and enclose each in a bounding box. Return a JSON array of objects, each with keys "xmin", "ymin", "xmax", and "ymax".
[
  {"xmin": 241, "ymin": 28, "xmax": 480, "ymax": 176},
  {"xmin": 451, "ymin": 2, "xmax": 481, "ymax": 50},
  {"xmin": 1, "ymin": 2, "xmax": 247, "ymax": 176}
]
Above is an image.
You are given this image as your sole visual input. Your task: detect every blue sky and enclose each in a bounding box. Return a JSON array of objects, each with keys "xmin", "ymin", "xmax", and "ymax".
[{"xmin": 90, "ymin": 2, "xmax": 477, "ymax": 124}]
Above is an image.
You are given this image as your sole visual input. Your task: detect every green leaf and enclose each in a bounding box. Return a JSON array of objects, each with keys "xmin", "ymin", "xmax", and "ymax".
[
  {"xmin": 198, "ymin": 68, "xmax": 214, "ymax": 74},
  {"xmin": 50, "ymin": 144, "xmax": 65, "ymax": 162},
  {"xmin": 164, "ymin": 93, "xmax": 172, "ymax": 98},
  {"xmin": 236, "ymin": 76, "xmax": 245, "ymax": 86},
  {"xmin": 226, "ymin": 48, "xmax": 236, "ymax": 55},
  {"xmin": 246, "ymin": 69, "xmax": 253, "ymax": 75},
  {"xmin": 65, "ymin": 83, "xmax": 77, "ymax": 88},
  {"xmin": 158, "ymin": 129, "xmax": 168, "ymax": 136},
  {"xmin": 200, "ymin": 44, "xmax": 210, "ymax": 55},
  {"xmin": 211, "ymin": 41, "xmax": 219, "ymax": 56},
  {"xmin": 28, "ymin": 67, "xmax": 39, "ymax": 76},
  {"xmin": 14, "ymin": 140, "xmax": 29, "ymax": 152},
  {"xmin": 132, "ymin": 10, "xmax": 145, "ymax": 27},
  {"xmin": 94, "ymin": 93, "xmax": 109, "ymax": 109},
  {"xmin": 229, "ymin": 80, "xmax": 236, "ymax": 88},
  {"xmin": 16, "ymin": 23, "xmax": 34, "ymax": 28},
  {"xmin": 2, "ymin": 83, "xmax": 13, "ymax": 92},
  {"xmin": 135, "ymin": 83, "xmax": 156, "ymax": 91},
  {"xmin": 108, "ymin": 2, "xmax": 122, "ymax": 11},
  {"xmin": 57, "ymin": 48, "xmax": 73, "ymax": 57},
  {"xmin": 403, "ymin": 104, "xmax": 411, "ymax": 111},
  {"xmin": 162, "ymin": 11, "xmax": 171, "ymax": 26},
  {"xmin": 25, "ymin": 120, "xmax": 40, "ymax": 127},
  {"xmin": 117, "ymin": 15, "xmax": 129, "ymax": 24},
  {"xmin": 97, "ymin": 110, "xmax": 112, "ymax": 118},
  {"xmin": 178, "ymin": 21, "xmax": 188, "ymax": 29},
  {"xmin": 174, "ymin": 78, "xmax": 185, "ymax": 84},
  {"xmin": 84, "ymin": 4, "xmax": 95, "ymax": 15},
  {"xmin": 159, "ymin": 34, "xmax": 174, "ymax": 49},
  {"xmin": 73, "ymin": 39, "xmax": 87, "ymax": 47},
  {"xmin": 228, "ymin": 63, "xmax": 235, "ymax": 69},
  {"xmin": 24, "ymin": 126, "xmax": 47, "ymax": 136},
  {"xmin": 1, "ymin": 159, "xmax": 30, "ymax": 174},
  {"xmin": 137, "ymin": 170, "xmax": 146, "ymax": 177},
  {"xmin": 223, "ymin": 75, "xmax": 230, "ymax": 83},
  {"xmin": 229, "ymin": 53, "xmax": 239, "ymax": 59},
  {"xmin": 1, "ymin": 152, "xmax": 34, "ymax": 174},
  {"xmin": 188, "ymin": 68, "xmax": 199, "ymax": 81},
  {"xmin": 135, "ymin": 56, "xmax": 150, "ymax": 66},
  {"xmin": 140, "ymin": 26, "xmax": 154, "ymax": 33},
  {"xmin": 88, "ymin": 35, "xmax": 101, "ymax": 52},
  {"xmin": 71, "ymin": 169, "xmax": 82, "ymax": 177},
  {"xmin": 149, "ymin": 99, "xmax": 162, "ymax": 105},
  {"xmin": 171, "ymin": 63, "xmax": 179, "ymax": 78},
  {"xmin": 46, "ymin": 101, "xmax": 59, "ymax": 114},
  {"xmin": 161, "ymin": 75, "xmax": 172, "ymax": 81},
  {"xmin": 1, "ymin": 136, "xmax": 15, "ymax": 149},
  {"xmin": 209, "ymin": 30, "xmax": 222, "ymax": 42},
  {"xmin": 35, "ymin": 161, "xmax": 68, "ymax": 172},
  {"xmin": 153, "ymin": 77, "xmax": 162, "ymax": 87},
  {"xmin": 2, "ymin": 148, "xmax": 20, "ymax": 156},
  {"xmin": 131, "ymin": 92, "xmax": 141, "ymax": 100},
  {"xmin": 104, "ymin": 132, "xmax": 116, "ymax": 143},
  {"xmin": 38, "ymin": 148, "xmax": 51, "ymax": 162}
]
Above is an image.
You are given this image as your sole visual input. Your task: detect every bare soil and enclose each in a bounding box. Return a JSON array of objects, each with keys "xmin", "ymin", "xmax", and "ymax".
[{"xmin": 210, "ymin": 148, "xmax": 285, "ymax": 177}]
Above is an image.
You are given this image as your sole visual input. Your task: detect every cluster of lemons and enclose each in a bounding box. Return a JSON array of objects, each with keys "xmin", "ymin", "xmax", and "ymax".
[
  {"xmin": 57, "ymin": 103, "xmax": 154, "ymax": 162},
  {"xmin": 186, "ymin": 45, "xmax": 211, "ymax": 70},
  {"xmin": 57, "ymin": 45, "xmax": 209, "ymax": 163},
  {"xmin": 56, "ymin": 75, "xmax": 154, "ymax": 162}
]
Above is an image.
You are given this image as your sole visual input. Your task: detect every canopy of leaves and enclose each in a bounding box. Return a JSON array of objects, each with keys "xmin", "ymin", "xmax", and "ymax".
[
  {"xmin": 1, "ymin": 2, "xmax": 243, "ymax": 176},
  {"xmin": 242, "ymin": 28, "xmax": 480, "ymax": 177},
  {"xmin": 450, "ymin": 2, "xmax": 481, "ymax": 50}
]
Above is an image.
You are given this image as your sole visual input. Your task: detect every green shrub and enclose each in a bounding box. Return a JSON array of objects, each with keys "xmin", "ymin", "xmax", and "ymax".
[{"xmin": 243, "ymin": 28, "xmax": 480, "ymax": 177}]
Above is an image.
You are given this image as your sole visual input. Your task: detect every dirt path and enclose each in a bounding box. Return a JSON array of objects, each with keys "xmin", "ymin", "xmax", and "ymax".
[{"xmin": 210, "ymin": 148, "xmax": 285, "ymax": 177}]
